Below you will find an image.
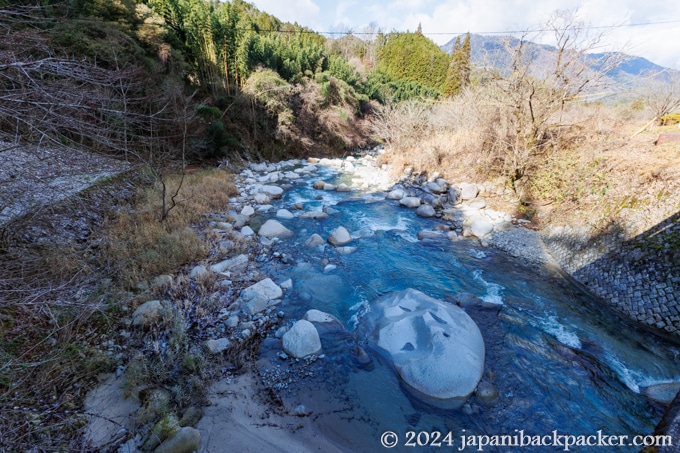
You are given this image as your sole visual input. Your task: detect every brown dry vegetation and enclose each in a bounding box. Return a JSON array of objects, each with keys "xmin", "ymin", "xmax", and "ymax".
[
  {"xmin": 0, "ymin": 167, "xmax": 237, "ymax": 451},
  {"xmin": 374, "ymin": 92, "xmax": 680, "ymax": 236},
  {"xmin": 101, "ymin": 168, "xmax": 237, "ymax": 286}
]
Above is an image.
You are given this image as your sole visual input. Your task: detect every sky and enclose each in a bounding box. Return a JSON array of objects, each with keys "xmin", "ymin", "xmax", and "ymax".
[{"xmin": 250, "ymin": 0, "xmax": 680, "ymax": 70}]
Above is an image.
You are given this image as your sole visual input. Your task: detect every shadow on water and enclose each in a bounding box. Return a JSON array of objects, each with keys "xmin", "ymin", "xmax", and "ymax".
[{"xmin": 254, "ymin": 164, "xmax": 680, "ymax": 452}]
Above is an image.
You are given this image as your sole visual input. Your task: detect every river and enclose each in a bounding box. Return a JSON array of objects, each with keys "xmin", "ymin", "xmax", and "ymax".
[{"xmin": 245, "ymin": 158, "xmax": 679, "ymax": 452}]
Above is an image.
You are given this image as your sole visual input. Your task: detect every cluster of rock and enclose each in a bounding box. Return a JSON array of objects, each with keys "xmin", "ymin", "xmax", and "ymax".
[{"xmin": 381, "ymin": 171, "xmax": 552, "ymax": 266}]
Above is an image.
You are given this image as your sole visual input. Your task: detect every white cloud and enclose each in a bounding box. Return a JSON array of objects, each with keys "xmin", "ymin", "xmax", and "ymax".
[
  {"xmin": 250, "ymin": 0, "xmax": 321, "ymax": 27},
  {"xmin": 251, "ymin": 0, "xmax": 680, "ymax": 69}
]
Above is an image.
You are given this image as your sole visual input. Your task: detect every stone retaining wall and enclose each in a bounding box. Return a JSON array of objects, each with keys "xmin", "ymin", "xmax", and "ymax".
[{"xmin": 541, "ymin": 213, "xmax": 680, "ymax": 336}]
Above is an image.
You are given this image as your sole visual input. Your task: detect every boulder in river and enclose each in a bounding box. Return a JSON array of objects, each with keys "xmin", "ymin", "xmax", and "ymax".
[
  {"xmin": 367, "ymin": 288, "xmax": 485, "ymax": 405},
  {"xmin": 416, "ymin": 204, "xmax": 436, "ymax": 218},
  {"xmin": 304, "ymin": 233, "xmax": 324, "ymax": 247},
  {"xmin": 282, "ymin": 319, "xmax": 322, "ymax": 358},
  {"xmin": 399, "ymin": 197, "xmax": 421, "ymax": 208},
  {"xmin": 258, "ymin": 219, "xmax": 293, "ymax": 238},
  {"xmin": 328, "ymin": 226, "xmax": 352, "ymax": 246},
  {"xmin": 386, "ymin": 189, "xmax": 405, "ymax": 200}
]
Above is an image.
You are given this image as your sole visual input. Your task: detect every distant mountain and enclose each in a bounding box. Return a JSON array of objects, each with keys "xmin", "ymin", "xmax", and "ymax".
[{"xmin": 441, "ymin": 34, "xmax": 676, "ymax": 96}]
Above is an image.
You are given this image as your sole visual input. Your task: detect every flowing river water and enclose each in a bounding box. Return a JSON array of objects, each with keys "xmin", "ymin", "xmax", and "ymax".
[{"xmin": 244, "ymin": 160, "xmax": 679, "ymax": 452}]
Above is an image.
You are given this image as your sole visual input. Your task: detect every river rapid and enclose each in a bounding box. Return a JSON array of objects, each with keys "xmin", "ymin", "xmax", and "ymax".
[{"xmin": 237, "ymin": 154, "xmax": 679, "ymax": 452}]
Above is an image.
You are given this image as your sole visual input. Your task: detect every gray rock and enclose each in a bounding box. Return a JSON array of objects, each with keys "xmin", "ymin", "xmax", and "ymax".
[
  {"xmin": 153, "ymin": 426, "xmax": 200, "ymax": 453},
  {"xmin": 204, "ymin": 338, "xmax": 231, "ymax": 354},
  {"xmin": 279, "ymin": 279, "xmax": 293, "ymax": 290},
  {"xmin": 476, "ymin": 381, "xmax": 499, "ymax": 404},
  {"xmin": 446, "ymin": 187, "xmax": 461, "ymax": 205},
  {"xmin": 425, "ymin": 181, "xmax": 446, "ymax": 193},
  {"xmin": 642, "ymin": 382, "xmax": 680, "ymax": 404},
  {"xmin": 241, "ymin": 278, "xmax": 283, "ymax": 302},
  {"xmin": 210, "ymin": 254, "xmax": 249, "ymax": 275},
  {"xmin": 151, "ymin": 275, "xmax": 173, "ymax": 289},
  {"xmin": 336, "ymin": 183, "xmax": 351, "ymax": 192},
  {"xmin": 466, "ymin": 198, "xmax": 487, "ymax": 210},
  {"xmin": 300, "ymin": 210, "xmax": 328, "ymax": 219},
  {"xmin": 328, "ymin": 226, "xmax": 352, "ymax": 246},
  {"xmin": 189, "ymin": 265, "xmax": 208, "ymax": 279},
  {"xmin": 179, "ymin": 406, "xmax": 203, "ymax": 428},
  {"xmin": 258, "ymin": 219, "xmax": 293, "ymax": 238},
  {"xmin": 226, "ymin": 213, "xmax": 248, "ymax": 229},
  {"xmin": 282, "ymin": 320, "xmax": 322, "ymax": 358},
  {"xmin": 460, "ymin": 183, "xmax": 479, "ymax": 200},
  {"xmin": 368, "ymin": 289, "xmax": 485, "ymax": 403},
  {"xmin": 416, "ymin": 204, "xmax": 436, "ymax": 218},
  {"xmin": 386, "ymin": 189, "xmax": 405, "ymax": 200},
  {"xmin": 399, "ymin": 197, "xmax": 421, "ymax": 208},
  {"xmin": 143, "ymin": 413, "xmax": 179, "ymax": 451},
  {"xmin": 276, "ymin": 209, "xmax": 295, "ymax": 220},
  {"xmin": 312, "ymin": 180, "xmax": 326, "ymax": 190},
  {"xmin": 240, "ymin": 226, "xmax": 255, "ymax": 236},
  {"xmin": 305, "ymin": 233, "xmax": 325, "ymax": 247},
  {"xmin": 240, "ymin": 205, "xmax": 255, "ymax": 216},
  {"xmin": 336, "ymin": 246, "xmax": 357, "ymax": 255},
  {"xmin": 323, "ymin": 264, "xmax": 337, "ymax": 273},
  {"xmin": 322, "ymin": 183, "xmax": 336, "ymax": 191},
  {"xmin": 261, "ymin": 185, "xmax": 284, "ymax": 199},
  {"xmin": 132, "ymin": 300, "xmax": 164, "ymax": 327},
  {"xmin": 275, "ymin": 326, "xmax": 289, "ymax": 338},
  {"xmin": 225, "ymin": 316, "xmax": 239, "ymax": 328},
  {"xmin": 304, "ymin": 309, "xmax": 342, "ymax": 324},
  {"xmin": 451, "ymin": 292, "xmax": 482, "ymax": 307},
  {"xmin": 241, "ymin": 295, "xmax": 269, "ymax": 315},
  {"xmin": 470, "ymin": 218, "xmax": 494, "ymax": 238},
  {"xmin": 253, "ymin": 193, "xmax": 270, "ymax": 204}
]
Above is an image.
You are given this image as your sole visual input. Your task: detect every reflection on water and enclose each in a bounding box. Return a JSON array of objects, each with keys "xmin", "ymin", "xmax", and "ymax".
[{"xmin": 255, "ymin": 164, "xmax": 679, "ymax": 452}]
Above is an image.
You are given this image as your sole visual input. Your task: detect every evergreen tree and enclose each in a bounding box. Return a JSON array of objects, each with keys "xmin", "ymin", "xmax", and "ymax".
[
  {"xmin": 443, "ymin": 33, "xmax": 471, "ymax": 97},
  {"xmin": 376, "ymin": 32, "xmax": 449, "ymax": 92}
]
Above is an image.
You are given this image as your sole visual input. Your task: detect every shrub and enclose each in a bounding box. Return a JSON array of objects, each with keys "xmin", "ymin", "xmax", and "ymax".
[{"xmin": 661, "ymin": 113, "xmax": 680, "ymax": 126}]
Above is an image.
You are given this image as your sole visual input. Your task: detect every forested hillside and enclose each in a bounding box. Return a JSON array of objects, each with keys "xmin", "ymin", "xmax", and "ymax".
[{"xmin": 1, "ymin": 0, "xmax": 475, "ymax": 165}]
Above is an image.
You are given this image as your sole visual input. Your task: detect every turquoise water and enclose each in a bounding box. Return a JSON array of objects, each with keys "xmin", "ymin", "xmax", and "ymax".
[{"xmin": 254, "ymin": 164, "xmax": 679, "ymax": 452}]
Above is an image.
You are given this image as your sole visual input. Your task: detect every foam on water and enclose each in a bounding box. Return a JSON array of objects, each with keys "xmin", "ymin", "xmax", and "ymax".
[
  {"xmin": 537, "ymin": 314, "xmax": 583, "ymax": 349},
  {"xmin": 472, "ymin": 269, "xmax": 504, "ymax": 305},
  {"xmin": 355, "ymin": 211, "xmax": 412, "ymax": 235},
  {"xmin": 604, "ymin": 351, "xmax": 680, "ymax": 393},
  {"xmin": 469, "ymin": 249, "xmax": 487, "ymax": 259},
  {"xmin": 348, "ymin": 296, "xmax": 370, "ymax": 331}
]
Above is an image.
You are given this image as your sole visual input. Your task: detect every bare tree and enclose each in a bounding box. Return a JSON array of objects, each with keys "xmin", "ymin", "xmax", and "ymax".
[
  {"xmin": 643, "ymin": 71, "xmax": 680, "ymax": 122},
  {"xmin": 489, "ymin": 9, "xmax": 626, "ymax": 183}
]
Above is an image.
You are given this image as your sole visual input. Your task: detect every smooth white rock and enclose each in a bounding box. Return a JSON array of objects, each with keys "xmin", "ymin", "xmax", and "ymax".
[{"xmin": 282, "ymin": 320, "xmax": 322, "ymax": 358}]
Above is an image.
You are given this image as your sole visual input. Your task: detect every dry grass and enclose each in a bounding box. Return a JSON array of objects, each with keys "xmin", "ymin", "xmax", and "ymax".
[
  {"xmin": 375, "ymin": 88, "xmax": 680, "ymax": 235},
  {"xmin": 102, "ymin": 168, "xmax": 237, "ymax": 286},
  {"xmin": 0, "ymin": 166, "xmax": 238, "ymax": 451}
]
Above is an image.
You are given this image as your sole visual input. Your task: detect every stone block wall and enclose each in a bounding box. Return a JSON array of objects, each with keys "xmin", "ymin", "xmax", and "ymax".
[{"xmin": 541, "ymin": 213, "xmax": 680, "ymax": 336}]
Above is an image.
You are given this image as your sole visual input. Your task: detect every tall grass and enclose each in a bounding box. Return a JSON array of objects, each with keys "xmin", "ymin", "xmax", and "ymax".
[{"xmin": 103, "ymin": 168, "xmax": 237, "ymax": 286}]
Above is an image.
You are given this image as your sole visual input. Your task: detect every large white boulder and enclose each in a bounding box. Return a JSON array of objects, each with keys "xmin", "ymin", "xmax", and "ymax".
[
  {"xmin": 282, "ymin": 320, "xmax": 322, "ymax": 358},
  {"xmin": 258, "ymin": 219, "xmax": 293, "ymax": 238},
  {"xmin": 369, "ymin": 289, "xmax": 484, "ymax": 403}
]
